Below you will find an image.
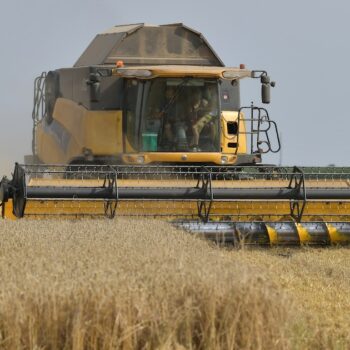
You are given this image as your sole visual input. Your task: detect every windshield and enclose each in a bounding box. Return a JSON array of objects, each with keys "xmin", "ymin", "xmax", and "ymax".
[{"xmin": 140, "ymin": 78, "xmax": 220, "ymax": 152}]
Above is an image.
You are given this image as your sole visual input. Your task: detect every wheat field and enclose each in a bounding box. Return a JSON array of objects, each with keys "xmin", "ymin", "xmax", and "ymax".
[{"xmin": 0, "ymin": 219, "xmax": 349, "ymax": 349}]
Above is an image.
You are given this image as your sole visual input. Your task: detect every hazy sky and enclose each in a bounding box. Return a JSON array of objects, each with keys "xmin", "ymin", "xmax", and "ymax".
[{"xmin": 0, "ymin": 0, "xmax": 349, "ymax": 174}]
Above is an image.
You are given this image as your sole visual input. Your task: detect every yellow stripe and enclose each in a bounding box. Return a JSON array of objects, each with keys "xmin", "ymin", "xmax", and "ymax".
[
  {"xmin": 326, "ymin": 223, "xmax": 349, "ymax": 244},
  {"xmin": 122, "ymin": 152, "xmax": 237, "ymax": 165},
  {"xmin": 266, "ymin": 225, "xmax": 278, "ymax": 245},
  {"xmin": 4, "ymin": 198, "xmax": 350, "ymax": 224},
  {"xmin": 2, "ymin": 200, "xmax": 16, "ymax": 220},
  {"xmin": 296, "ymin": 223, "xmax": 312, "ymax": 244}
]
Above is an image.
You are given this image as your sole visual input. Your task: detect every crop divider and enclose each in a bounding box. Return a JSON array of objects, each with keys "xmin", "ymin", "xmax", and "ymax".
[
  {"xmin": 103, "ymin": 166, "xmax": 119, "ymax": 219},
  {"xmin": 196, "ymin": 167, "xmax": 213, "ymax": 222},
  {"xmin": 288, "ymin": 166, "xmax": 307, "ymax": 222}
]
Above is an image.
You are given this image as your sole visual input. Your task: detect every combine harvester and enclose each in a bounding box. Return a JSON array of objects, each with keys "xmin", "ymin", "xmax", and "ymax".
[{"xmin": 1, "ymin": 23, "xmax": 349, "ymax": 245}]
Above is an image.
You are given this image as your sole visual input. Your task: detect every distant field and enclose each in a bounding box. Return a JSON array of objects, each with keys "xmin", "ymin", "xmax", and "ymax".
[{"xmin": 0, "ymin": 219, "xmax": 349, "ymax": 349}]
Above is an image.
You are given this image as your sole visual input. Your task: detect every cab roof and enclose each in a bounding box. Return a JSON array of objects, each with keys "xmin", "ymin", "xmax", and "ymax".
[{"xmin": 75, "ymin": 23, "xmax": 224, "ymax": 67}]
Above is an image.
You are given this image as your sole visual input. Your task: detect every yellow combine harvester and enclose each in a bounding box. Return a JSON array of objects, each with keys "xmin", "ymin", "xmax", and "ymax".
[{"xmin": 1, "ymin": 23, "xmax": 350, "ymax": 245}]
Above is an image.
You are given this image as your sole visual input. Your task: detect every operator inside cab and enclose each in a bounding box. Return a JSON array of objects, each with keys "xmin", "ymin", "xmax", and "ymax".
[{"xmin": 142, "ymin": 78, "xmax": 220, "ymax": 152}]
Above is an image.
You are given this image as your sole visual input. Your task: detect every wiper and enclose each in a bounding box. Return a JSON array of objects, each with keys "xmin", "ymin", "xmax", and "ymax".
[{"xmin": 160, "ymin": 77, "xmax": 189, "ymax": 116}]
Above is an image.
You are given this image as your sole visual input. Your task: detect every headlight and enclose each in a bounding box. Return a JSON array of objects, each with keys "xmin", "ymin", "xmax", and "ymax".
[
  {"xmin": 222, "ymin": 69, "xmax": 250, "ymax": 80},
  {"xmin": 136, "ymin": 156, "xmax": 145, "ymax": 164},
  {"xmin": 222, "ymin": 70, "xmax": 240, "ymax": 79},
  {"xmin": 221, "ymin": 156, "xmax": 228, "ymax": 164},
  {"xmin": 116, "ymin": 69, "xmax": 152, "ymax": 78}
]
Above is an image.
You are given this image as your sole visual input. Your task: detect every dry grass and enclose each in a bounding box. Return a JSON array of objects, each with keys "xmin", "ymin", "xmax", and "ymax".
[{"xmin": 0, "ymin": 219, "xmax": 292, "ymax": 350}]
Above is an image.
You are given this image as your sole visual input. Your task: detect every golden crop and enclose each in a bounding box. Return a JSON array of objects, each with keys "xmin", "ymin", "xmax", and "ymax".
[{"xmin": 0, "ymin": 218, "xmax": 348, "ymax": 349}]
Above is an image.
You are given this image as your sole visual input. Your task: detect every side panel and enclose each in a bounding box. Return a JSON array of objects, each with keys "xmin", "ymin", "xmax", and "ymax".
[
  {"xmin": 35, "ymin": 98, "xmax": 123, "ymax": 164},
  {"xmin": 220, "ymin": 111, "xmax": 247, "ymax": 155},
  {"xmin": 220, "ymin": 79, "xmax": 240, "ymax": 111}
]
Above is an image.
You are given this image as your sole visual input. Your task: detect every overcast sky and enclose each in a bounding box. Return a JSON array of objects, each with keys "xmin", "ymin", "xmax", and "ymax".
[{"xmin": 0, "ymin": 0, "xmax": 349, "ymax": 174}]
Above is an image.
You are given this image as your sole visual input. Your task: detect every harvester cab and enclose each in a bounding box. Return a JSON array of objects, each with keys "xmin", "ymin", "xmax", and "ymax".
[
  {"xmin": 1, "ymin": 23, "xmax": 350, "ymax": 246},
  {"xmin": 32, "ymin": 67, "xmax": 279, "ymax": 167},
  {"xmin": 29, "ymin": 23, "xmax": 280, "ymax": 167}
]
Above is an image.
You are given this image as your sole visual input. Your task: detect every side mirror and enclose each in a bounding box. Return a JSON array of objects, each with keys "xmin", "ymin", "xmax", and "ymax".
[
  {"xmin": 87, "ymin": 73, "xmax": 101, "ymax": 102},
  {"xmin": 262, "ymin": 83, "xmax": 270, "ymax": 104},
  {"xmin": 45, "ymin": 71, "xmax": 60, "ymax": 123},
  {"xmin": 90, "ymin": 82, "xmax": 101, "ymax": 102},
  {"xmin": 261, "ymin": 75, "xmax": 275, "ymax": 104}
]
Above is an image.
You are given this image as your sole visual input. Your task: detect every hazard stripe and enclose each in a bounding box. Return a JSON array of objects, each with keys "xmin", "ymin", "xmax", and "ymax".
[
  {"xmin": 266, "ymin": 224, "xmax": 278, "ymax": 245},
  {"xmin": 296, "ymin": 223, "xmax": 312, "ymax": 244}
]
